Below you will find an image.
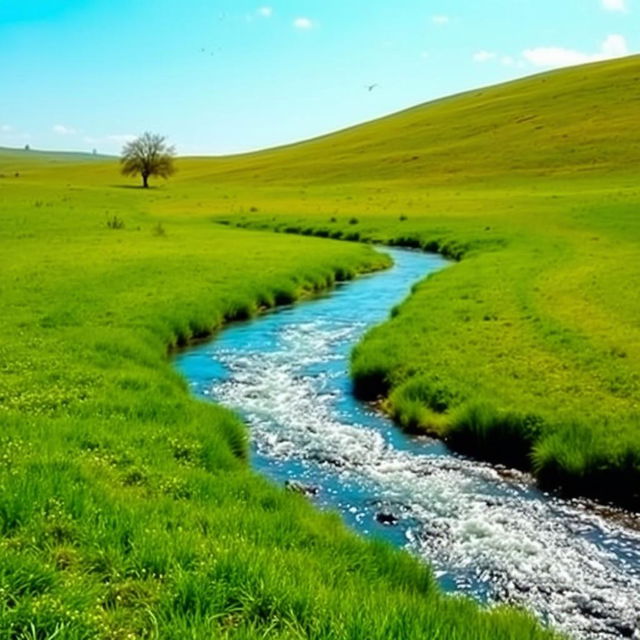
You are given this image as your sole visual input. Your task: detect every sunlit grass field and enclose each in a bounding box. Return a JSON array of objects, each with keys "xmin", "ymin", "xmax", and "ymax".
[{"xmin": 0, "ymin": 155, "xmax": 555, "ymax": 635}]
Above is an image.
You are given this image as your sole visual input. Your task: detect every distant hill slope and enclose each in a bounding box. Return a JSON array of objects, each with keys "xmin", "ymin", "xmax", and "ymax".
[
  {"xmin": 176, "ymin": 55, "xmax": 640, "ymax": 185},
  {"xmin": 0, "ymin": 147, "xmax": 112, "ymax": 175}
]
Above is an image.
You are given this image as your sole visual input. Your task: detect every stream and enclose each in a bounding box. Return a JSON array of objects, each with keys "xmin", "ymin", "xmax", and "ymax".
[{"xmin": 174, "ymin": 248, "xmax": 640, "ymax": 640}]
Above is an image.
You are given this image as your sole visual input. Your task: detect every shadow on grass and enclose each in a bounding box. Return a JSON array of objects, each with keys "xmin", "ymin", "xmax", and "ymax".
[{"xmin": 109, "ymin": 184, "xmax": 162, "ymax": 190}]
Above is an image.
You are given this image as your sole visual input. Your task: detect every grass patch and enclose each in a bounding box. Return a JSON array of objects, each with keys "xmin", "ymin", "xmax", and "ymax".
[{"xmin": 448, "ymin": 403, "xmax": 543, "ymax": 469}]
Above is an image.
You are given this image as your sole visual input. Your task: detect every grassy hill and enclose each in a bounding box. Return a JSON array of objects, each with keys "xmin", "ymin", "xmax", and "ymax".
[
  {"xmin": 0, "ymin": 146, "xmax": 113, "ymax": 167},
  {"xmin": 178, "ymin": 55, "xmax": 640, "ymax": 182}
]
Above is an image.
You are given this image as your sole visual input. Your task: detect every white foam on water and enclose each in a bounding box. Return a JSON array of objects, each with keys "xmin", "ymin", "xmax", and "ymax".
[{"xmin": 209, "ymin": 319, "xmax": 640, "ymax": 640}]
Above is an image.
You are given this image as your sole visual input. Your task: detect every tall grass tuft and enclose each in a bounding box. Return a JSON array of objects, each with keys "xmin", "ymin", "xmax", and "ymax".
[
  {"xmin": 533, "ymin": 421, "xmax": 640, "ymax": 509},
  {"xmin": 448, "ymin": 402, "xmax": 543, "ymax": 469}
]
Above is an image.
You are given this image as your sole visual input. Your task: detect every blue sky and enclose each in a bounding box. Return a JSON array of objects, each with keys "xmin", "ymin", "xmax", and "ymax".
[{"xmin": 0, "ymin": 0, "xmax": 636, "ymax": 155}]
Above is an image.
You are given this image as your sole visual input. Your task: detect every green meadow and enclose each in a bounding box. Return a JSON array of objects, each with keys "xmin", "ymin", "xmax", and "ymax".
[
  {"xmin": 0, "ymin": 155, "xmax": 554, "ymax": 634},
  {"xmin": 1, "ymin": 54, "xmax": 639, "ymax": 637}
]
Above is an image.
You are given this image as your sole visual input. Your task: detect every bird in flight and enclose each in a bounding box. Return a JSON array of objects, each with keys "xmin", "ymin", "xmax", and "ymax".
[
  {"xmin": 199, "ymin": 46, "xmax": 222, "ymax": 56},
  {"xmin": 366, "ymin": 84, "xmax": 379, "ymax": 92}
]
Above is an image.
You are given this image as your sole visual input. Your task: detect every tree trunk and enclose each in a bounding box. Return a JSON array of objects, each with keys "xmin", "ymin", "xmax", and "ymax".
[{"xmin": 142, "ymin": 173, "xmax": 149, "ymax": 188}]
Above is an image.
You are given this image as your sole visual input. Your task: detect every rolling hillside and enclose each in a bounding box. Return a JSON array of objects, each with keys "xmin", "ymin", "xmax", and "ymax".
[{"xmin": 176, "ymin": 55, "xmax": 640, "ymax": 185}]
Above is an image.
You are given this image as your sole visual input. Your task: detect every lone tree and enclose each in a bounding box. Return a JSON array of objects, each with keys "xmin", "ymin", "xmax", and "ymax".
[{"xmin": 120, "ymin": 132, "xmax": 176, "ymax": 188}]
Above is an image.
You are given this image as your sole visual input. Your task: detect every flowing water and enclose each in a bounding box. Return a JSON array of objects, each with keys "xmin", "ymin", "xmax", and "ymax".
[{"xmin": 175, "ymin": 248, "xmax": 640, "ymax": 640}]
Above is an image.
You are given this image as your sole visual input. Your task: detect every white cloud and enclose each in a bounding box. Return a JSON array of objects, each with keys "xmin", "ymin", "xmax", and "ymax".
[
  {"xmin": 83, "ymin": 134, "xmax": 136, "ymax": 147},
  {"xmin": 53, "ymin": 124, "xmax": 76, "ymax": 135},
  {"xmin": 601, "ymin": 33, "xmax": 629, "ymax": 56},
  {"xmin": 602, "ymin": 0, "xmax": 627, "ymax": 11},
  {"xmin": 432, "ymin": 15, "xmax": 450, "ymax": 25},
  {"xmin": 0, "ymin": 127, "xmax": 30, "ymax": 142},
  {"xmin": 523, "ymin": 46, "xmax": 592, "ymax": 67},
  {"xmin": 258, "ymin": 6, "xmax": 272, "ymax": 17},
  {"xmin": 471, "ymin": 50, "xmax": 525, "ymax": 67},
  {"xmin": 473, "ymin": 50, "xmax": 497, "ymax": 63},
  {"xmin": 293, "ymin": 17, "xmax": 314, "ymax": 29},
  {"xmin": 108, "ymin": 134, "xmax": 136, "ymax": 144},
  {"xmin": 523, "ymin": 34, "xmax": 629, "ymax": 68}
]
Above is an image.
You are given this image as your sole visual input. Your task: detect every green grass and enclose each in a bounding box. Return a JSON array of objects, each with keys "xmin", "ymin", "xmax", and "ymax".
[{"xmin": 0, "ymin": 152, "xmax": 557, "ymax": 636}]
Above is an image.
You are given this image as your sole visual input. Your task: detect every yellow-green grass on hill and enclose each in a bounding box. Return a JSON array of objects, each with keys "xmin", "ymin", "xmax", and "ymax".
[
  {"xmin": 0, "ymin": 163, "xmax": 555, "ymax": 637},
  {"xmin": 156, "ymin": 55, "xmax": 640, "ymax": 508}
]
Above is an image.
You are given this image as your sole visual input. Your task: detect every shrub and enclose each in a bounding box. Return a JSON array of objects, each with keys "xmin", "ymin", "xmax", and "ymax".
[{"xmin": 107, "ymin": 215, "xmax": 125, "ymax": 230}]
